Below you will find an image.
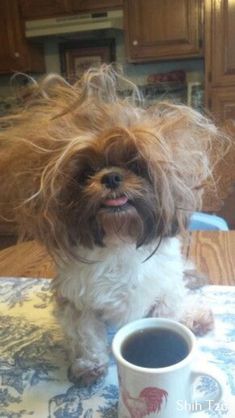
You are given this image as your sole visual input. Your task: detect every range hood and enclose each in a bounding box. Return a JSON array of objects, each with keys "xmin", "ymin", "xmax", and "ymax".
[{"xmin": 25, "ymin": 10, "xmax": 123, "ymax": 38}]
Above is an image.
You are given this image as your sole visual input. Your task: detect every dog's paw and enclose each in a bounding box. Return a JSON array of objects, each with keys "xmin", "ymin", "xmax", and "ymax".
[
  {"xmin": 181, "ymin": 306, "xmax": 214, "ymax": 336},
  {"xmin": 183, "ymin": 269, "xmax": 208, "ymax": 290},
  {"xmin": 68, "ymin": 358, "xmax": 108, "ymax": 386}
]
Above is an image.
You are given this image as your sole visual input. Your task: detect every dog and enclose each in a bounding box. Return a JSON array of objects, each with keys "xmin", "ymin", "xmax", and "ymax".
[{"xmin": 0, "ymin": 66, "xmax": 225, "ymax": 385}]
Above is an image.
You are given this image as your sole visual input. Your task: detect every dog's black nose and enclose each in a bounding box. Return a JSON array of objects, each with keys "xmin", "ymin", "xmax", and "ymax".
[{"xmin": 101, "ymin": 172, "xmax": 123, "ymax": 189}]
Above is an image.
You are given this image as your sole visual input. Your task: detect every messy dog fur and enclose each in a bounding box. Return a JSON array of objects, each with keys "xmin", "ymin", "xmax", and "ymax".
[{"xmin": 0, "ymin": 66, "xmax": 226, "ymax": 384}]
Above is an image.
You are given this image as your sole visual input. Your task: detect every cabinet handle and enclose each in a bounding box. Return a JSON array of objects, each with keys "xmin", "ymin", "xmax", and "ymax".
[
  {"xmin": 132, "ymin": 40, "xmax": 138, "ymax": 46},
  {"xmin": 14, "ymin": 52, "xmax": 20, "ymax": 58}
]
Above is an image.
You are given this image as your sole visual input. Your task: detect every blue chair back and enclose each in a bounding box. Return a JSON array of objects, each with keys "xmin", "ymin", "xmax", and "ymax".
[{"xmin": 188, "ymin": 212, "xmax": 229, "ymax": 231}]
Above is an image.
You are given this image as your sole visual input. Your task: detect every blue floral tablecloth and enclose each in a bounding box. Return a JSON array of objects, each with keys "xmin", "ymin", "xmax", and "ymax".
[{"xmin": 0, "ymin": 278, "xmax": 234, "ymax": 418}]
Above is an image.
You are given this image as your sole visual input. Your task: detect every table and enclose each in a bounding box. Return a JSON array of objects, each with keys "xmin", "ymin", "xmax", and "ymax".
[
  {"xmin": 0, "ymin": 231, "xmax": 234, "ymax": 284},
  {"xmin": 0, "ymin": 233, "xmax": 235, "ymax": 417}
]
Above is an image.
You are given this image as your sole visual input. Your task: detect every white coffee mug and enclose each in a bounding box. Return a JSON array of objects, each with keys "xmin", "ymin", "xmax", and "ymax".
[{"xmin": 112, "ymin": 318, "xmax": 223, "ymax": 418}]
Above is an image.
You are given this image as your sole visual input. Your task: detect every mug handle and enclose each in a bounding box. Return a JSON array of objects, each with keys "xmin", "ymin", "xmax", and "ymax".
[{"xmin": 189, "ymin": 365, "xmax": 224, "ymax": 413}]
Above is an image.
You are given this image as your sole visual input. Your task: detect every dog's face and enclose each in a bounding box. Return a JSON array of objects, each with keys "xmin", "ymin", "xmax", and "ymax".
[{"xmin": 62, "ymin": 131, "xmax": 171, "ymax": 250}]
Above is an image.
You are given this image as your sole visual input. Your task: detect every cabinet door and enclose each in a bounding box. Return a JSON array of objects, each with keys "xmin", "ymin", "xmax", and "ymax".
[
  {"xmin": 204, "ymin": 87, "xmax": 235, "ymax": 226},
  {"xmin": 71, "ymin": 0, "xmax": 123, "ymax": 12},
  {"xmin": 20, "ymin": 0, "xmax": 123, "ymax": 19},
  {"xmin": 207, "ymin": 0, "xmax": 235, "ymax": 87},
  {"xmin": 210, "ymin": 88, "xmax": 235, "ymax": 123},
  {"xmin": 125, "ymin": 0, "xmax": 202, "ymax": 62},
  {"xmin": 19, "ymin": 0, "xmax": 71, "ymax": 19},
  {"xmin": 0, "ymin": 0, "xmax": 20, "ymax": 72},
  {"xmin": 0, "ymin": 0, "xmax": 45, "ymax": 74}
]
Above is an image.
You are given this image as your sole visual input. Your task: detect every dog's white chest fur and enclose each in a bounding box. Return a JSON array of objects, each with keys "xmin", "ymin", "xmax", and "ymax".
[{"xmin": 56, "ymin": 236, "xmax": 186, "ymax": 326}]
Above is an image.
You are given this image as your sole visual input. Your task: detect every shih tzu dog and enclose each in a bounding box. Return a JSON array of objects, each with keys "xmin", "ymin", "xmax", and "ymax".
[{"xmin": 0, "ymin": 66, "xmax": 225, "ymax": 385}]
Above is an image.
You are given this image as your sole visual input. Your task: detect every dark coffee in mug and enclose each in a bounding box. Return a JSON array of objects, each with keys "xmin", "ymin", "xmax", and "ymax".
[{"xmin": 121, "ymin": 327, "xmax": 189, "ymax": 368}]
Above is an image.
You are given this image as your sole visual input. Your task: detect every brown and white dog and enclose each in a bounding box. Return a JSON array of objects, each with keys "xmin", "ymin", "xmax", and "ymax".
[{"xmin": 0, "ymin": 66, "xmax": 225, "ymax": 384}]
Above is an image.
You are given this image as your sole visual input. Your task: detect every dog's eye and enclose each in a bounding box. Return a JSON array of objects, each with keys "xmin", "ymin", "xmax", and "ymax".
[
  {"xmin": 78, "ymin": 167, "xmax": 95, "ymax": 184},
  {"xmin": 128, "ymin": 161, "xmax": 141, "ymax": 175},
  {"xmin": 128, "ymin": 160, "xmax": 152, "ymax": 183}
]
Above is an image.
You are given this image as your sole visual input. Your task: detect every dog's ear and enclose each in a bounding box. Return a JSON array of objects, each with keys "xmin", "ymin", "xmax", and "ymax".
[{"xmin": 132, "ymin": 103, "xmax": 228, "ymax": 235}]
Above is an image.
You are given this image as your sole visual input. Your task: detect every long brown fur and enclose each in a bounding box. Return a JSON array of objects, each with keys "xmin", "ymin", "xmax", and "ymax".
[{"xmin": 0, "ymin": 65, "xmax": 227, "ymax": 261}]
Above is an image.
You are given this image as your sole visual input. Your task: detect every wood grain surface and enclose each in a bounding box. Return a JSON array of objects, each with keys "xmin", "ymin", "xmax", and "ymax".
[
  {"xmin": 188, "ymin": 231, "xmax": 235, "ymax": 285},
  {"xmin": 0, "ymin": 231, "xmax": 234, "ymax": 285},
  {"xmin": 0, "ymin": 240, "xmax": 55, "ymax": 279}
]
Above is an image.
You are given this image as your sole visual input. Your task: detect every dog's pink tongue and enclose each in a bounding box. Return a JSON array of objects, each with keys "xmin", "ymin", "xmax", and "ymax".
[{"xmin": 104, "ymin": 196, "xmax": 128, "ymax": 207}]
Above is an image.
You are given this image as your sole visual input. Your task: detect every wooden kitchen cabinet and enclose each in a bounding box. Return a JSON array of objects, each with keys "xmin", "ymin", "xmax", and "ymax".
[
  {"xmin": 210, "ymin": 88, "xmax": 235, "ymax": 124},
  {"xmin": 19, "ymin": 0, "xmax": 123, "ymax": 19},
  {"xmin": 205, "ymin": 0, "xmax": 235, "ymax": 89},
  {"xmin": 204, "ymin": 0, "xmax": 235, "ymax": 228},
  {"xmin": 124, "ymin": 0, "xmax": 203, "ymax": 62},
  {"xmin": 71, "ymin": 0, "xmax": 123, "ymax": 13},
  {"xmin": 19, "ymin": 0, "xmax": 71, "ymax": 19},
  {"xmin": 0, "ymin": 0, "xmax": 45, "ymax": 74},
  {"xmin": 205, "ymin": 0, "xmax": 235, "ymax": 118}
]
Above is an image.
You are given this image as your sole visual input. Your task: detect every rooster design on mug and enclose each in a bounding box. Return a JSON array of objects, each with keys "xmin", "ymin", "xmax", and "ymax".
[{"xmin": 122, "ymin": 386, "xmax": 168, "ymax": 418}]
